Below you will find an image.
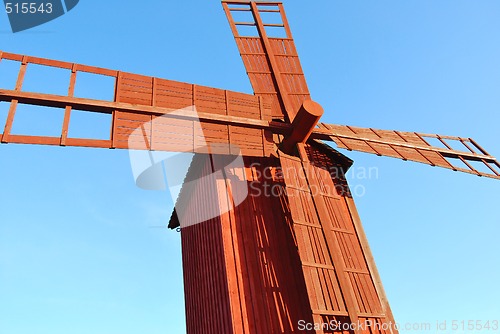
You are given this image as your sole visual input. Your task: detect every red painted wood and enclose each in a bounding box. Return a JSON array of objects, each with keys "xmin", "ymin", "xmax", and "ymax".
[
  {"xmin": 1, "ymin": 3, "xmax": 498, "ymax": 334},
  {"xmin": 173, "ymin": 144, "xmax": 399, "ymax": 333}
]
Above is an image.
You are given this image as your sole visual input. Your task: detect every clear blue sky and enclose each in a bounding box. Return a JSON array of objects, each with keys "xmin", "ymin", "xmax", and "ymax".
[{"xmin": 1, "ymin": 1, "xmax": 499, "ymax": 333}]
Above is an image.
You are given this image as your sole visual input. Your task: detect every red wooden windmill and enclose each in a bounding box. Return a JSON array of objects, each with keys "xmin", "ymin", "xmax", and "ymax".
[{"xmin": 1, "ymin": 1, "xmax": 499, "ymax": 333}]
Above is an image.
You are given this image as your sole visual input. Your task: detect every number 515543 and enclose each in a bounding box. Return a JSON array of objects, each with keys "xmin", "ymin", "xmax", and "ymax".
[{"xmin": 5, "ymin": 2, "xmax": 54, "ymax": 14}]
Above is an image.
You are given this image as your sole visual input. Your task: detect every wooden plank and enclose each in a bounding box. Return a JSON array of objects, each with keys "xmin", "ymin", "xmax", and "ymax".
[
  {"xmin": 120, "ymin": 84, "xmax": 154, "ymax": 94},
  {"xmin": 0, "ymin": 89, "xmax": 279, "ymax": 132},
  {"xmin": 2, "ymin": 58, "xmax": 28, "ymax": 143},
  {"xmin": 74, "ymin": 64, "xmax": 118, "ymax": 77},
  {"xmin": 237, "ymin": 171, "xmax": 271, "ymax": 333},
  {"xmin": 26, "ymin": 56, "xmax": 72, "ymax": 69},
  {"xmin": 6, "ymin": 134, "xmax": 60, "ymax": 146},
  {"xmin": 224, "ymin": 188, "xmax": 250, "ymax": 333},
  {"xmin": 0, "ymin": 52, "xmax": 24, "ymax": 61},
  {"xmin": 64, "ymin": 138, "xmax": 111, "ymax": 148},
  {"xmin": 312, "ymin": 309, "xmax": 349, "ymax": 316},
  {"xmin": 230, "ymin": 165, "xmax": 258, "ymax": 333},
  {"xmin": 61, "ymin": 65, "xmax": 77, "ymax": 146},
  {"xmin": 1, "ymin": 101, "xmax": 18, "ymax": 144}
]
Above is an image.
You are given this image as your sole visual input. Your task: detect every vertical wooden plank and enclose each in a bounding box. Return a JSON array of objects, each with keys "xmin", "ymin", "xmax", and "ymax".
[
  {"xmin": 222, "ymin": 2, "xmax": 241, "ymax": 38},
  {"xmin": 192, "ymin": 84, "xmax": 197, "ymax": 152},
  {"xmin": 277, "ymin": 4, "xmax": 292, "ymax": 39},
  {"xmin": 224, "ymin": 90, "xmax": 234, "ymax": 155},
  {"xmin": 152, "ymin": 77, "xmax": 157, "ymax": 107},
  {"xmin": 61, "ymin": 64, "xmax": 77, "ymax": 145},
  {"xmin": 0, "ymin": 51, "xmax": 3, "ymax": 137},
  {"xmin": 233, "ymin": 183, "xmax": 257, "ymax": 334},
  {"xmin": 263, "ymin": 169, "xmax": 297, "ymax": 332},
  {"xmin": 110, "ymin": 110, "xmax": 118, "ymax": 149},
  {"xmin": 2, "ymin": 56, "xmax": 28, "ymax": 143},
  {"xmin": 249, "ymin": 2, "xmax": 295, "ymax": 121},
  {"xmin": 149, "ymin": 78, "xmax": 155, "ymax": 151},
  {"xmin": 222, "ymin": 186, "xmax": 249, "ymax": 334},
  {"xmin": 214, "ymin": 162, "xmax": 234, "ymax": 333},
  {"xmin": 198, "ymin": 214, "xmax": 209, "ymax": 333},
  {"xmin": 238, "ymin": 181, "xmax": 270, "ymax": 333},
  {"xmin": 150, "ymin": 78, "xmax": 156, "ymax": 151},
  {"xmin": 192, "ymin": 84, "xmax": 196, "ymax": 107},
  {"xmin": 111, "ymin": 71, "xmax": 122, "ymax": 149},
  {"xmin": 258, "ymin": 96, "xmax": 268, "ymax": 157}
]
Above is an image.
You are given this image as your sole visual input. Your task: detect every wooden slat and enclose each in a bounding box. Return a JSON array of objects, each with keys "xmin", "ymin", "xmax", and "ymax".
[
  {"xmin": 6, "ymin": 134, "xmax": 60, "ymax": 146},
  {"xmin": 61, "ymin": 65, "xmax": 77, "ymax": 146},
  {"xmin": 64, "ymin": 138, "xmax": 111, "ymax": 148},
  {"xmin": 26, "ymin": 56, "xmax": 72, "ymax": 69},
  {"xmin": 0, "ymin": 52, "xmax": 24, "ymax": 61},
  {"xmin": 73, "ymin": 64, "xmax": 118, "ymax": 77},
  {"xmin": 1, "ymin": 57, "xmax": 28, "ymax": 143}
]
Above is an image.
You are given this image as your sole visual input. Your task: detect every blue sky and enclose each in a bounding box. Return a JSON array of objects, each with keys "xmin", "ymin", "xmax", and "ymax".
[{"xmin": 1, "ymin": 1, "xmax": 499, "ymax": 333}]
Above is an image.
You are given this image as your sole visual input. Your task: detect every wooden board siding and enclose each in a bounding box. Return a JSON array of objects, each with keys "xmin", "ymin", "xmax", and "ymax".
[
  {"xmin": 176, "ymin": 144, "xmax": 397, "ymax": 333},
  {"xmin": 179, "ymin": 155, "xmax": 314, "ymax": 334},
  {"xmin": 113, "ymin": 72, "xmax": 274, "ymax": 156}
]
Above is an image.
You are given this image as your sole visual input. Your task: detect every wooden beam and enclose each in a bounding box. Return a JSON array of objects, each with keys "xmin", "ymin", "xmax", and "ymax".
[
  {"xmin": 0, "ymin": 89, "xmax": 280, "ymax": 131},
  {"xmin": 61, "ymin": 64, "xmax": 77, "ymax": 146},
  {"xmin": 250, "ymin": 2, "xmax": 295, "ymax": 121},
  {"xmin": 2, "ymin": 57, "xmax": 28, "ymax": 143}
]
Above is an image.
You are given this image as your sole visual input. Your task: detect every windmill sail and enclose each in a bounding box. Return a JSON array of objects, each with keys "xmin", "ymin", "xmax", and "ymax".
[
  {"xmin": 223, "ymin": 0, "xmax": 311, "ymax": 122},
  {"xmin": 0, "ymin": 51, "xmax": 274, "ymax": 157},
  {"xmin": 278, "ymin": 146, "xmax": 399, "ymax": 333},
  {"xmin": 314, "ymin": 123, "xmax": 500, "ymax": 180}
]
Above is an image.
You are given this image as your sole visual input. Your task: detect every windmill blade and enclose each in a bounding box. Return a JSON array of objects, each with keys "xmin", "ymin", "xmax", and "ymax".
[
  {"xmin": 314, "ymin": 123, "xmax": 500, "ymax": 180},
  {"xmin": 223, "ymin": 0, "xmax": 311, "ymax": 122},
  {"xmin": 0, "ymin": 51, "xmax": 274, "ymax": 157}
]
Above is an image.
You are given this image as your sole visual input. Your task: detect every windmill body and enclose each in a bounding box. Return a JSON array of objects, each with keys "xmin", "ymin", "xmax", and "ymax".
[{"xmin": 0, "ymin": 1, "xmax": 499, "ymax": 333}]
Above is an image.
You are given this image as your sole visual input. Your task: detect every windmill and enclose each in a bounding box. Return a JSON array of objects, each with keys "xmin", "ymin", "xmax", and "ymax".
[{"xmin": 1, "ymin": 1, "xmax": 499, "ymax": 333}]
